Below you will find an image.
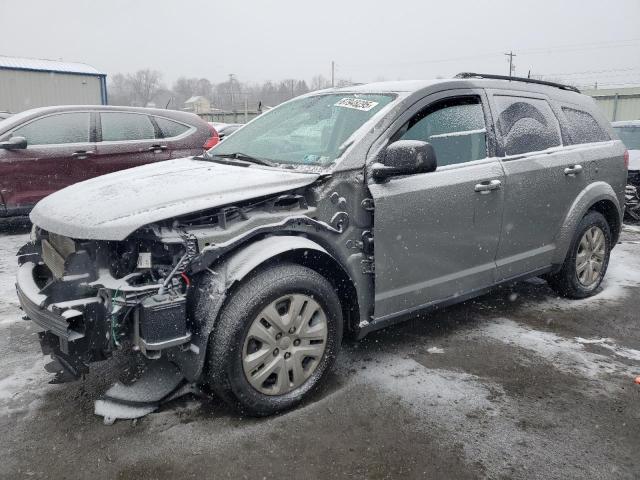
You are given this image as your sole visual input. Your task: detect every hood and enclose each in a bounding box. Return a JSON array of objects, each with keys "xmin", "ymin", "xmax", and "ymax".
[
  {"xmin": 628, "ymin": 149, "xmax": 640, "ymax": 171},
  {"xmin": 30, "ymin": 158, "xmax": 320, "ymax": 240}
]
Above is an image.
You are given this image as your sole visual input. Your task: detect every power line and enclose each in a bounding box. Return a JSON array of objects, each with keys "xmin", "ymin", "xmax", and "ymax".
[
  {"xmin": 540, "ymin": 67, "xmax": 640, "ymax": 77},
  {"xmin": 341, "ymin": 38, "xmax": 640, "ymax": 72}
]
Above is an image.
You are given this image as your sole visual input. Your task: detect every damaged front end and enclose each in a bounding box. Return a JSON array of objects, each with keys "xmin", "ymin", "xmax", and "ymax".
[
  {"xmin": 16, "ymin": 225, "xmax": 197, "ymax": 379},
  {"xmin": 16, "ymin": 184, "xmax": 353, "ymax": 381}
]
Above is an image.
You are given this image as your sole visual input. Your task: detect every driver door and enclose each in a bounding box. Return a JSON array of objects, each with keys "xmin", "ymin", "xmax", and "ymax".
[{"xmin": 368, "ymin": 89, "xmax": 505, "ymax": 321}]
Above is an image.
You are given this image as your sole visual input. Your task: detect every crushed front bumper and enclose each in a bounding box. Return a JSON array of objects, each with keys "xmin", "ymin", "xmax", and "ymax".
[{"xmin": 16, "ymin": 261, "xmax": 110, "ymax": 376}]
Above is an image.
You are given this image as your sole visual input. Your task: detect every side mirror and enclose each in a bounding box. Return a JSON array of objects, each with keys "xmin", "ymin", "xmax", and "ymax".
[
  {"xmin": 371, "ymin": 140, "xmax": 437, "ymax": 180},
  {"xmin": 0, "ymin": 136, "xmax": 27, "ymax": 150}
]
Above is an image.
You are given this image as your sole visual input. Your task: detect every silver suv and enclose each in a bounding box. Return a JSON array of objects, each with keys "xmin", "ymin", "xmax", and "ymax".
[{"xmin": 16, "ymin": 73, "xmax": 627, "ymax": 416}]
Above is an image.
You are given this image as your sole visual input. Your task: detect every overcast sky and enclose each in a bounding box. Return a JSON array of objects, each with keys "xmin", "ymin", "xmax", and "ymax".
[{"xmin": 3, "ymin": 0, "xmax": 640, "ymax": 88}]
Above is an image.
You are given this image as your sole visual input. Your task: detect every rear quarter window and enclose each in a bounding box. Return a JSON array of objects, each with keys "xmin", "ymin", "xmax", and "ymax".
[
  {"xmin": 155, "ymin": 117, "xmax": 190, "ymax": 138},
  {"xmin": 494, "ymin": 96, "xmax": 562, "ymax": 156},
  {"xmin": 562, "ymin": 107, "xmax": 610, "ymax": 144}
]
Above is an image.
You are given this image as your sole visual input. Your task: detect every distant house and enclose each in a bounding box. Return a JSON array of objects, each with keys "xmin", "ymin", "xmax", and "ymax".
[
  {"xmin": 184, "ymin": 96, "xmax": 211, "ymax": 114},
  {"xmin": 0, "ymin": 54, "xmax": 107, "ymax": 113}
]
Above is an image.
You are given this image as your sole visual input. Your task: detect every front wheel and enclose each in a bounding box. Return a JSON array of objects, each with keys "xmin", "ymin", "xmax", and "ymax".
[
  {"xmin": 547, "ymin": 211, "xmax": 612, "ymax": 299},
  {"xmin": 204, "ymin": 262, "xmax": 343, "ymax": 416}
]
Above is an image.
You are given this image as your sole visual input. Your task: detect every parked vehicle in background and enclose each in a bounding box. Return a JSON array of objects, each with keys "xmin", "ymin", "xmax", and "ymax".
[
  {"xmin": 612, "ymin": 120, "xmax": 640, "ymax": 220},
  {"xmin": 17, "ymin": 74, "xmax": 626, "ymax": 417},
  {"xmin": 0, "ymin": 105, "xmax": 217, "ymax": 222},
  {"xmin": 209, "ymin": 122, "xmax": 243, "ymax": 140}
]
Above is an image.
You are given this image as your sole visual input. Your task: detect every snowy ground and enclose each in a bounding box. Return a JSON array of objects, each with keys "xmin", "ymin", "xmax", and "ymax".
[{"xmin": 0, "ymin": 226, "xmax": 639, "ymax": 479}]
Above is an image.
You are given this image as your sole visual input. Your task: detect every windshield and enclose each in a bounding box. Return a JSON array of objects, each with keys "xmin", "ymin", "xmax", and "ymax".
[
  {"xmin": 208, "ymin": 93, "xmax": 395, "ymax": 167},
  {"xmin": 613, "ymin": 126, "xmax": 640, "ymax": 150}
]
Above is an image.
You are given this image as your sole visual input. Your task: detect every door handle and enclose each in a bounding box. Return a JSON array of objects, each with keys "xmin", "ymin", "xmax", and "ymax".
[
  {"xmin": 148, "ymin": 144, "xmax": 168, "ymax": 152},
  {"xmin": 474, "ymin": 179, "xmax": 502, "ymax": 194},
  {"xmin": 71, "ymin": 150, "xmax": 95, "ymax": 159},
  {"xmin": 564, "ymin": 164, "xmax": 583, "ymax": 176}
]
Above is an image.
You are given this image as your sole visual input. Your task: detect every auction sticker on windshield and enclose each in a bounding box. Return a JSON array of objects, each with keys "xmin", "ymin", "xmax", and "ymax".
[{"xmin": 334, "ymin": 98, "xmax": 379, "ymax": 111}]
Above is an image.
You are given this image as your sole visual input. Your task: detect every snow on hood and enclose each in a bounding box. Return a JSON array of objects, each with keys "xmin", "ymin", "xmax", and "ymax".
[{"xmin": 30, "ymin": 158, "xmax": 320, "ymax": 240}]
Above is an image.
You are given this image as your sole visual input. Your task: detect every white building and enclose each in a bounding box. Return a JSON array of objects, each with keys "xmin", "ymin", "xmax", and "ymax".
[{"xmin": 183, "ymin": 95, "xmax": 211, "ymax": 114}]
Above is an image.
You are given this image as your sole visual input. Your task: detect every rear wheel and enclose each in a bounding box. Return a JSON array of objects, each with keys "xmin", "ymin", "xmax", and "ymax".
[
  {"xmin": 205, "ymin": 262, "xmax": 342, "ymax": 416},
  {"xmin": 547, "ymin": 211, "xmax": 611, "ymax": 299}
]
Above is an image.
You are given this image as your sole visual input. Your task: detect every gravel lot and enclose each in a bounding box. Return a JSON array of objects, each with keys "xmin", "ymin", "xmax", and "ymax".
[{"xmin": 1, "ymin": 226, "xmax": 639, "ymax": 479}]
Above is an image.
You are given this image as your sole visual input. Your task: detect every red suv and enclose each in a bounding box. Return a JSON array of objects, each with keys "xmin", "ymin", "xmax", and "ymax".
[{"xmin": 0, "ymin": 105, "xmax": 217, "ymax": 223}]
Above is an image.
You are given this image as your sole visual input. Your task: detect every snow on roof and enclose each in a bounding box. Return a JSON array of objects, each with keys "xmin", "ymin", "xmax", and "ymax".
[
  {"xmin": 184, "ymin": 96, "xmax": 207, "ymax": 103},
  {"xmin": 0, "ymin": 55, "xmax": 104, "ymax": 75}
]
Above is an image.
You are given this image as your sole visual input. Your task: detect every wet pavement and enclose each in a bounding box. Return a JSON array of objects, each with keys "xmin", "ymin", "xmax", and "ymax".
[{"xmin": 1, "ymin": 225, "xmax": 639, "ymax": 479}]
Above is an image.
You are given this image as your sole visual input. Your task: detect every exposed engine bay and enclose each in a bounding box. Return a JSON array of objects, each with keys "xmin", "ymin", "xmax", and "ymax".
[{"xmin": 16, "ymin": 177, "xmax": 373, "ymax": 382}]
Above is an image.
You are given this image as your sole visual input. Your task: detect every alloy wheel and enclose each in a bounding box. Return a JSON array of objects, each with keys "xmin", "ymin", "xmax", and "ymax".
[{"xmin": 575, "ymin": 226, "xmax": 606, "ymax": 287}]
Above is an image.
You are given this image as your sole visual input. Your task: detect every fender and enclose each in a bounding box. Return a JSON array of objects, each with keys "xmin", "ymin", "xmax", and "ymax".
[
  {"xmin": 218, "ymin": 235, "xmax": 331, "ymax": 284},
  {"xmin": 551, "ymin": 181, "xmax": 622, "ymax": 265},
  {"xmin": 169, "ymin": 235, "xmax": 334, "ymax": 381}
]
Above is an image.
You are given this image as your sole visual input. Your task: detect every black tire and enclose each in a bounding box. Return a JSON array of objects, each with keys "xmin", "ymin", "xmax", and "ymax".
[
  {"xmin": 204, "ymin": 262, "xmax": 343, "ymax": 416},
  {"xmin": 547, "ymin": 211, "xmax": 612, "ymax": 299}
]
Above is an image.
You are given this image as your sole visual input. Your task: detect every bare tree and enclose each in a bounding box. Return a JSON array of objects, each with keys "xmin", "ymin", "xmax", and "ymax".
[
  {"xmin": 110, "ymin": 70, "xmax": 341, "ymax": 110},
  {"xmin": 129, "ymin": 69, "xmax": 163, "ymax": 107},
  {"xmin": 107, "ymin": 73, "xmax": 133, "ymax": 106},
  {"xmin": 107, "ymin": 69, "xmax": 164, "ymax": 107},
  {"xmin": 310, "ymin": 74, "xmax": 331, "ymax": 91}
]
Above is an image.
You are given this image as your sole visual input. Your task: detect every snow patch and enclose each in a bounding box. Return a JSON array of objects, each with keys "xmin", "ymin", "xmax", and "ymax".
[
  {"xmin": 427, "ymin": 346, "xmax": 445, "ymax": 354},
  {"xmin": 0, "ymin": 358, "xmax": 53, "ymax": 416},
  {"xmin": 475, "ymin": 319, "xmax": 638, "ymax": 383},
  {"xmin": 357, "ymin": 357, "xmax": 499, "ymax": 420},
  {"xmin": 575, "ymin": 337, "xmax": 640, "ymax": 361}
]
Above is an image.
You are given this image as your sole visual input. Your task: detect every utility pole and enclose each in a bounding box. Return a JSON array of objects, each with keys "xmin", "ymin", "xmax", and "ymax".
[
  {"xmin": 228, "ymin": 73, "xmax": 235, "ymax": 109},
  {"xmin": 331, "ymin": 61, "xmax": 335, "ymax": 88},
  {"xmin": 504, "ymin": 51, "xmax": 516, "ymax": 77}
]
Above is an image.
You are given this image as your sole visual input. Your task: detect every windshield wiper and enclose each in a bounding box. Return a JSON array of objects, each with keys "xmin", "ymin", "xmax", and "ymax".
[{"xmin": 212, "ymin": 152, "xmax": 276, "ymax": 167}]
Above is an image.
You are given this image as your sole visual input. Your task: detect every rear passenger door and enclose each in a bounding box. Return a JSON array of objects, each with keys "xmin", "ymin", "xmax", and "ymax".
[
  {"xmin": 153, "ymin": 115, "xmax": 199, "ymax": 158},
  {"xmin": 94, "ymin": 112, "xmax": 171, "ymax": 176},
  {"xmin": 488, "ymin": 91, "xmax": 587, "ymax": 280}
]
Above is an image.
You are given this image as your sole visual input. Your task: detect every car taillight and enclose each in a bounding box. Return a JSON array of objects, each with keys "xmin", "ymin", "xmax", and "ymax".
[
  {"xmin": 203, "ymin": 125, "xmax": 219, "ymax": 150},
  {"xmin": 624, "ymin": 149, "xmax": 629, "ymax": 169}
]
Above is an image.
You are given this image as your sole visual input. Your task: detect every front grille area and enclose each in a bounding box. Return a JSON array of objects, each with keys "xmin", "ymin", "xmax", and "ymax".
[
  {"xmin": 48, "ymin": 232, "xmax": 76, "ymax": 258},
  {"xmin": 41, "ymin": 233, "xmax": 76, "ymax": 278}
]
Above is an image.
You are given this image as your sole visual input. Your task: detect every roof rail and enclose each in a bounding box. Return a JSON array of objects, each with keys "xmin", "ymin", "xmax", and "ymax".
[{"xmin": 454, "ymin": 72, "xmax": 581, "ymax": 94}]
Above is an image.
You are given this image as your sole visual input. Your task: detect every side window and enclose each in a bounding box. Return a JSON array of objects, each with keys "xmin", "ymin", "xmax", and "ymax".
[
  {"xmin": 12, "ymin": 113, "xmax": 90, "ymax": 145},
  {"xmin": 494, "ymin": 96, "xmax": 561, "ymax": 155},
  {"xmin": 562, "ymin": 107, "xmax": 610, "ymax": 144},
  {"xmin": 398, "ymin": 97, "xmax": 487, "ymax": 167},
  {"xmin": 101, "ymin": 113, "xmax": 155, "ymax": 141},
  {"xmin": 155, "ymin": 117, "xmax": 190, "ymax": 138}
]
